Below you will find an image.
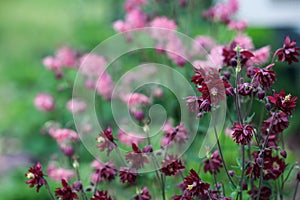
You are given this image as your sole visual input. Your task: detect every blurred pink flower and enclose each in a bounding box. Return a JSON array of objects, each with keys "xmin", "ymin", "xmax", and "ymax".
[
  {"xmin": 161, "ymin": 122, "xmax": 188, "ymax": 146},
  {"xmin": 43, "ymin": 56, "xmax": 62, "ymax": 71},
  {"xmin": 47, "ymin": 164, "xmax": 74, "ymax": 183},
  {"xmin": 124, "ymin": 0, "xmax": 147, "ymax": 11},
  {"xmin": 122, "ymin": 93, "xmax": 150, "ymax": 107},
  {"xmin": 208, "ymin": 46, "xmax": 224, "ymax": 69},
  {"xmin": 247, "ymin": 46, "xmax": 270, "ymax": 66},
  {"xmin": 194, "ymin": 36, "xmax": 216, "ymax": 53},
  {"xmin": 117, "ymin": 130, "xmax": 144, "ymax": 146},
  {"xmin": 113, "ymin": 20, "xmax": 131, "ymax": 33},
  {"xmin": 55, "ymin": 46, "xmax": 78, "ymax": 68},
  {"xmin": 91, "ymin": 160, "xmax": 117, "ymax": 183},
  {"xmin": 79, "ymin": 53, "xmax": 107, "ymax": 78},
  {"xmin": 202, "ymin": 0, "xmax": 238, "ymax": 23},
  {"xmin": 48, "ymin": 128, "xmax": 79, "ymax": 143},
  {"xmin": 234, "ymin": 34, "xmax": 254, "ymax": 50},
  {"xmin": 152, "ymin": 87, "xmax": 163, "ymax": 98},
  {"xmin": 150, "ymin": 17, "xmax": 177, "ymax": 40},
  {"xmin": 166, "ymin": 36, "xmax": 187, "ymax": 66},
  {"xmin": 125, "ymin": 9, "xmax": 146, "ymax": 29},
  {"xmin": 66, "ymin": 99, "xmax": 87, "ymax": 114},
  {"xmin": 34, "ymin": 93, "xmax": 55, "ymax": 112},
  {"xmin": 96, "ymin": 72, "xmax": 115, "ymax": 100},
  {"xmin": 228, "ymin": 20, "xmax": 248, "ymax": 31}
]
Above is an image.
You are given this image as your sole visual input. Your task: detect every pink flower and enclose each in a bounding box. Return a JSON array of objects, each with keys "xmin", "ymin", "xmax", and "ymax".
[
  {"xmin": 125, "ymin": 9, "xmax": 146, "ymax": 29},
  {"xmin": 113, "ymin": 20, "xmax": 131, "ymax": 33},
  {"xmin": 34, "ymin": 93, "xmax": 55, "ymax": 112},
  {"xmin": 66, "ymin": 99, "xmax": 87, "ymax": 114},
  {"xmin": 117, "ymin": 130, "xmax": 144, "ymax": 146},
  {"xmin": 192, "ymin": 36, "xmax": 216, "ymax": 56},
  {"xmin": 122, "ymin": 93, "xmax": 150, "ymax": 107},
  {"xmin": 47, "ymin": 164, "xmax": 74, "ymax": 182},
  {"xmin": 55, "ymin": 46, "xmax": 78, "ymax": 68},
  {"xmin": 207, "ymin": 46, "xmax": 224, "ymax": 69},
  {"xmin": 96, "ymin": 72, "xmax": 115, "ymax": 100},
  {"xmin": 228, "ymin": 20, "xmax": 248, "ymax": 31},
  {"xmin": 150, "ymin": 17, "xmax": 177, "ymax": 40},
  {"xmin": 166, "ymin": 36, "xmax": 188, "ymax": 66},
  {"xmin": 48, "ymin": 128, "xmax": 79, "ymax": 143},
  {"xmin": 202, "ymin": 0, "xmax": 238, "ymax": 23},
  {"xmin": 79, "ymin": 53, "xmax": 107, "ymax": 78},
  {"xmin": 124, "ymin": 0, "xmax": 147, "ymax": 11},
  {"xmin": 91, "ymin": 160, "xmax": 117, "ymax": 183},
  {"xmin": 247, "ymin": 46, "xmax": 270, "ymax": 66},
  {"xmin": 234, "ymin": 34, "xmax": 254, "ymax": 50},
  {"xmin": 161, "ymin": 122, "xmax": 189, "ymax": 146},
  {"xmin": 43, "ymin": 56, "xmax": 62, "ymax": 71}
]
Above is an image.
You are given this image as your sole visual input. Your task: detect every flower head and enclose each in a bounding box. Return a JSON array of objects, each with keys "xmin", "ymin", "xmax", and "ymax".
[
  {"xmin": 268, "ymin": 90, "xmax": 297, "ymax": 115},
  {"xmin": 91, "ymin": 190, "xmax": 114, "ymax": 200},
  {"xmin": 253, "ymin": 63, "xmax": 276, "ymax": 89},
  {"xmin": 203, "ymin": 150, "xmax": 223, "ymax": 174},
  {"xmin": 160, "ymin": 155, "xmax": 185, "ymax": 176},
  {"xmin": 55, "ymin": 179, "xmax": 78, "ymax": 200},
  {"xmin": 34, "ymin": 93, "xmax": 55, "ymax": 112},
  {"xmin": 25, "ymin": 162, "xmax": 46, "ymax": 192},
  {"xmin": 274, "ymin": 35, "xmax": 300, "ymax": 64},
  {"xmin": 184, "ymin": 169, "xmax": 210, "ymax": 198},
  {"xmin": 91, "ymin": 160, "xmax": 117, "ymax": 183},
  {"xmin": 125, "ymin": 143, "xmax": 149, "ymax": 169},
  {"xmin": 119, "ymin": 167, "xmax": 138, "ymax": 183},
  {"xmin": 96, "ymin": 127, "xmax": 116, "ymax": 156},
  {"xmin": 232, "ymin": 123, "xmax": 254, "ymax": 145},
  {"xmin": 134, "ymin": 187, "xmax": 152, "ymax": 200}
]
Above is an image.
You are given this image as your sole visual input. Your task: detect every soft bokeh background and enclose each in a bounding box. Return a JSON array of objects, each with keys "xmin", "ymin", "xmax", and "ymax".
[{"xmin": 0, "ymin": 0, "xmax": 300, "ymax": 199}]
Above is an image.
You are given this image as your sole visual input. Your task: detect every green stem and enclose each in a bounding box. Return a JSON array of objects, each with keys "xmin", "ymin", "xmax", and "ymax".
[{"xmin": 45, "ymin": 180, "xmax": 56, "ymax": 200}]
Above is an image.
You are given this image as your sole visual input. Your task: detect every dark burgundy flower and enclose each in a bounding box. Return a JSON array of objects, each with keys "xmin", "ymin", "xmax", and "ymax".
[
  {"xmin": 134, "ymin": 187, "xmax": 152, "ymax": 200},
  {"xmin": 274, "ymin": 35, "xmax": 300, "ymax": 64},
  {"xmin": 96, "ymin": 127, "xmax": 116, "ymax": 156},
  {"xmin": 91, "ymin": 190, "xmax": 114, "ymax": 200},
  {"xmin": 184, "ymin": 169, "xmax": 210, "ymax": 198},
  {"xmin": 223, "ymin": 79, "xmax": 235, "ymax": 96},
  {"xmin": 248, "ymin": 186, "xmax": 272, "ymax": 200},
  {"xmin": 25, "ymin": 162, "xmax": 46, "ymax": 192},
  {"xmin": 91, "ymin": 160, "xmax": 117, "ymax": 183},
  {"xmin": 55, "ymin": 179, "xmax": 78, "ymax": 200},
  {"xmin": 172, "ymin": 194, "xmax": 193, "ymax": 200},
  {"xmin": 232, "ymin": 123, "xmax": 254, "ymax": 145},
  {"xmin": 253, "ymin": 63, "xmax": 276, "ymax": 89},
  {"xmin": 203, "ymin": 150, "xmax": 223, "ymax": 174},
  {"xmin": 238, "ymin": 82, "xmax": 256, "ymax": 96},
  {"xmin": 222, "ymin": 42, "xmax": 254, "ymax": 67},
  {"xmin": 126, "ymin": 143, "xmax": 149, "ymax": 169},
  {"xmin": 262, "ymin": 112, "xmax": 289, "ymax": 135},
  {"xmin": 161, "ymin": 122, "xmax": 188, "ymax": 146},
  {"xmin": 160, "ymin": 155, "xmax": 185, "ymax": 176},
  {"xmin": 268, "ymin": 90, "xmax": 297, "ymax": 115},
  {"xmin": 119, "ymin": 167, "xmax": 138, "ymax": 183}
]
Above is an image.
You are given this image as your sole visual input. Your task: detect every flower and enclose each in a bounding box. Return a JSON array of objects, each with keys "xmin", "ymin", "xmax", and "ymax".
[
  {"xmin": 234, "ymin": 34, "xmax": 254, "ymax": 50},
  {"xmin": 238, "ymin": 82, "xmax": 255, "ymax": 96},
  {"xmin": 55, "ymin": 46, "xmax": 78, "ymax": 68},
  {"xmin": 268, "ymin": 90, "xmax": 297, "ymax": 115},
  {"xmin": 43, "ymin": 56, "xmax": 62, "ymax": 71},
  {"xmin": 91, "ymin": 160, "xmax": 117, "ymax": 183},
  {"xmin": 55, "ymin": 179, "xmax": 78, "ymax": 200},
  {"xmin": 49, "ymin": 128, "xmax": 79, "ymax": 143},
  {"xmin": 79, "ymin": 53, "xmax": 106, "ymax": 78},
  {"xmin": 134, "ymin": 187, "xmax": 152, "ymax": 200},
  {"xmin": 274, "ymin": 35, "xmax": 300, "ymax": 64},
  {"xmin": 184, "ymin": 169, "xmax": 210, "ymax": 198},
  {"xmin": 161, "ymin": 122, "xmax": 189, "ymax": 146},
  {"xmin": 232, "ymin": 123, "xmax": 254, "ymax": 145},
  {"xmin": 160, "ymin": 155, "xmax": 185, "ymax": 176},
  {"xmin": 91, "ymin": 190, "xmax": 114, "ymax": 200},
  {"xmin": 247, "ymin": 46, "xmax": 270, "ymax": 66},
  {"xmin": 119, "ymin": 167, "xmax": 138, "ymax": 183},
  {"xmin": 222, "ymin": 42, "xmax": 254, "ymax": 67},
  {"xmin": 47, "ymin": 164, "xmax": 74, "ymax": 183},
  {"xmin": 25, "ymin": 162, "xmax": 46, "ymax": 192},
  {"xmin": 34, "ymin": 93, "xmax": 55, "ymax": 112},
  {"xmin": 248, "ymin": 186, "xmax": 272, "ymax": 200},
  {"xmin": 124, "ymin": 0, "xmax": 147, "ymax": 11},
  {"xmin": 122, "ymin": 93, "xmax": 150, "ymax": 107},
  {"xmin": 96, "ymin": 127, "xmax": 116, "ymax": 156},
  {"xmin": 150, "ymin": 16, "xmax": 177, "ymax": 39},
  {"xmin": 253, "ymin": 63, "xmax": 276, "ymax": 89},
  {"xmin": 125, "ymin": 143, "xmax": 149, "ymax": 169},
  {"xmin": 262, "ymin": 112, "xmax": 289, "ymax": 135},
  {"xmin": 66, "ymin": 99, "xmax": 87, "ymax": 114},
  {"xmin": 203, "ymin": 150, "xmax": 223, "ymax": 174},
  {"xmin": 96, "ymin": 72, "xmax": 115, "ymax": 100},
  {"xmin": 117, "ymin": 130, "xmax": 144, "ymax": 146},
  {"xmin": 227, "ymin": 20, "xmax": 247, "ymax": 31}
]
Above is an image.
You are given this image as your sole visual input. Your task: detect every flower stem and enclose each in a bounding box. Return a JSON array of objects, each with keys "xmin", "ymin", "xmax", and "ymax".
[
  {"xmin": 239, "ymin": 145, "xmax": 245, "ymax": 200},
  {"xmin": 44, "ymin": 180, "xmax": 56, "ymax": 200},
  {"xmin": 293, "ymin": 181, "xmax": 299, "ymax": 200}
]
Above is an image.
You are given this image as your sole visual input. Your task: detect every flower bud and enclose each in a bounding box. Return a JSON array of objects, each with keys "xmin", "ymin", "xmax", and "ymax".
[
  {"xmin": 62, "ymin": 146, "xmax": 74, "ymax": 157},
  {"xmin": 223, "ymin": 71, "xmax": 231, "ymax": 80},
  {"xmin": 280, "ymin": 150, "xmax": 287, "ymax": 158},
  {"xmin": 228, "ymin": 170, "xmax": 235, "ymax": 177},
  {"xmin": 258, "ymin": 90, "xmax": 265, "ymax": 100},
  {"xmin": 265, "ymin": 103, "xmax": 271, "ymax": 111},
  {"xmin": 256, "ymin": 157, "xmax": 263, "ymax": 167},
  {"xmin": 143, "ymin": 145, "xmax": 153, "ymax": 153},
  {"xmin": 72, "ymin": 181, "xmax": 83, "ymax": 192}
]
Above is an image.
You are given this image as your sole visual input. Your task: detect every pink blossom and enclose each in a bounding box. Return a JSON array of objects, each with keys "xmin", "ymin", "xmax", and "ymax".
[
  {"xmin": 150, "ymin": 17, "xmax": 177, "ymax": 40},
  {"xmin": 79, "ymin": 53, "xmax": 107, "ymax": 78},
  {"xmin": 125, "ymin": 9, "xmax": 146, "ymax": 29},
  {"xmin": 43, "ymin": 56, "xmax": 62, "ymax": 71},
  {"xmin": 194, "ymin": 36, "xmax": 216, "ymax": 52},
  {"xmin": 228, "ymin": 20, "xmax": 248, "ymax": 31},
  {"xmin": 161, "ymin": 122, "xmax": 188, "ymax": 146},
  {"xmin": 66, "ymin": 99, "xmax": 87, "ymax": 114},
  {"xmin": 34, "ymin": 93, "xmax": 55, "ymax": 112},
  {"xmin": 122, "ymin": 93, "xmax": 150, "ymax": 107},
  {"xmin": 117, "ymin": 130, "xmax": 144, "ymax": 146},
  {"xmin": 234, "ymin": 34, "xmax": 254, "ymax": 50},
  {"xmin": 91, "ymin": 160, "xmax": 117, "ymax": 183},
  {"xmin": 48, "ymin": 128, "xmax": 79, "ymax": 143},
  {"xmin": 207, "ymin": 46, "xmax": 224, "ymax": 69},
  {"xmin": 55, "ymin": 46, "xmax": 77, "ymax": 68},
  {"xmin": 47, "ymin": 164, "xmax": 74, "ymax": 182},
  {"xmin": 247, "ymin": 46, "xmax": 271, "ymax": 66},
  {"xmin": 95, "ymin": 72, "xmax": 114, "ymax": 100},
  {"xmin": 124, "ymin": 0, "xmax": 147, "ymax": 11},
  {"xmin": 166, "ymin": 36, "xmax": 187, "ymax": 66},
  {"xmin": 152, "ymin": 87, "xmax": 163, "ymax": 98},
  {"xmin": 113, "ymin": 20, "xmax": 131, "ymax": 33}
]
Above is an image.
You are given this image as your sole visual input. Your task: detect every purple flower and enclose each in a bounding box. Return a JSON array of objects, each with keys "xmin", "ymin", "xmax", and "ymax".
[
  {"xmin": 134, "ymin": 187, "xmax": 152, "ymax": 200},
  {"xmin": 125, "ymin": 143, "xmax": 149, "ymax": 169},
  {"xmin": 25, "ymin": 162, "xmax": 46, "ymax": 192},
  {"xmin": 55, "ymin": 179, "xmax": 78, "ymax": 200},
  {"xmin": 119, "ymin": 167, "xmax": 138, "ymax": 183},
  {"xmin": 96, "ymin": 127, "xmax": 116, "ymax": 156},
  {"xmin": 232, "ymin": 123, "xmax": 254, "ymax": 145},
  {"xmin": 91, "ymin": 190, "xmax": 114, "ymax": 200},
  {"xmin": 274, "ymin": 35, "xmax": 300, "ymax": 64},
  {"xmin": 184, "ymin": 169, "xmax": 210, "ymax": 198},
  {"xmin": 268, "ymin": 90, "xmax": 297, "ymax": 116},
  {"xmin": 203, "ymin": 150, "xmax": 223, "ymax": 174},
  {"xmin": 160, "ymin": 155, "xmax": 185, "ymax": 176},
  {"xmin": 253, "ymin": 63, "xmax": 276, "ymax": 89}
]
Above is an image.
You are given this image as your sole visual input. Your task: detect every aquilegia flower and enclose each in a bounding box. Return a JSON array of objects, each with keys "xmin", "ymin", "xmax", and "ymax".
[
  {"xmin": 91, "ymin": 190, "xmax": 114, "ymax": 200},
  {"xmin": 274, "ymin": 35, "xmax": 300, "ymax": 64},
  {"xmin": 25, "ymin": 162, "xmax": 46, "ymax": 192},
  {"xmin": 232, "ymin": 123, "xmax": 254, "ymax": 145},
  {"xmin": 55, "ymin": 179, "xmax": 78, "ymax": 200},
  {"xmin": 203, "ymin": 150, "xmax": 223, "ymax": 174},
  {"xmin": 160, "ymin": 154, "xmax": 185, "ymax": 176},
  {"xmin": 268, "ymin": 90, "xmax": 297, "ymax": 116}
]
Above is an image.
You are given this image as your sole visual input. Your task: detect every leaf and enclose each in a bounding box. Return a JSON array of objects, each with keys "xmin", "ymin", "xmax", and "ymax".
[{"xmin": 245, "ymin": 112, "xmax": 255, "ymax": 124}]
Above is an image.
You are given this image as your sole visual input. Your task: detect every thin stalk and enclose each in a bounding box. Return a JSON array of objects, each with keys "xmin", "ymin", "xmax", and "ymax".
[
  {"xmin": 239, "ymin": 145, "xmax": 245, "ymax": 200},
  {"xmin": 293, "ymin": 181, "xmax": 299, "ymax": 200},
  {"xmin": 44, "ymin": 180, "xmax": 56, "ymax": 200}
]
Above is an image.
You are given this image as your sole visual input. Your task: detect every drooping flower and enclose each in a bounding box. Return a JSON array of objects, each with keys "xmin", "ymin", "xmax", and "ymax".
[
  {"xmin": 25, "ymin": 162, "xmax": 46, "ymax": 192},
  {"xmin": 96, "ymin": 71, "xmax": 115, "ymax": 100},
  {"xmin": 134, "ymin": 187, "xmax": 152, "ymax": 200},
  {"xmin": 274, "ymin": 35, "xmax": 300, "ymax": 64},
  {"xmin": 34, "ymin": 93, "xmax": 55, "ymax": 112},
  {"xmin": 248, "ymin": 186, "xmax": 272, "ymax": 200},
  {"xmin": 119, "ymin": 167, "xmax": 138, "ymax": 183},
  {"xmin": 253, "ymin": 63, "xmax": 276, "ymax": 89},
  {"xmin": 125, "ymin": 143, "xmax": 149, "ymax": 169},
  {"xmin": 262, "ymin": 111, "xmax": 289, "ymax": 136},
  {"xmin": 55, "ymin": 179, "xmax": 78, "ymax": 200},
  {"xmin": 184, "ymin": 169, "xmax": 210, "ymax": 198},
  {"xmin": 91, "ymin": 160, "xmax": 117, "ymax": 183},
  {"xmin": 232, "ymin": 123, "xmax": 254, "ymax": 145},
  {"xmin": 268, "ymin": 90, "xmax": 297, "ymax": 115},
  {"xmin": 96, "ymin": 127, "xmax": 116, "ymax": 156},
  {"xmin": 161, "ymin": 122, "xmax": 189, "ymax": 146},
  {"xmin": 222, "ymin": 42, "xmax": 254, "ymax": 67},
  {"xmin": 91, "ymin": 190, "xmax": 114, "ymax": 200},
  {"xmin": 203, "ymin": 150, "xmax": 223, "ymax": 174},
  {"xmin": 238, "ymin": 82, "xmax": 256, "ymax": 96},
  {"xmin": 160, "ymin": 155, "xmax": 185, "ymax": 176}
]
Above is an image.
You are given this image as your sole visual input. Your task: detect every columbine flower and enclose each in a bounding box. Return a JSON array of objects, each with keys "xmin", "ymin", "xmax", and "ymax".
[
  {"xmin": 91, "ymin": 160, "xmax": 117, "ymax": 183},
  {"xmin": 247, "ymin": 46, "xmax": 270, "ymax": 66},
  {"xmin": 34, "ymin": 93, "xmax": 55, "ymax": 112},
  {"xmin": 96, "ymin": 127, "xmax": 116, "ymax": 156},
  {"xmin": 238, "ymin": 82, "xmax": 255, "ymax": 96},
  {"xmin": 134, "ymin": 187, "xmax": 152, "ymax": 200},
  {"xmin": 203, "ymin": 150, "xmax": 223, "ymax": 174},
  {"xmin": 253, "ymin": 63, "xmax": 276, "ymax": 89},
  {"xmin": 161, "ymin": 122, "xmax": 188, "ymax": 146},
  {"xmin": 47, "ymin": 164, "xmax": 74, "ymax": 183},
  {"xmin": 125, "ymin": 143, "xmax": 149, "ymax": 169},
  {"xmin": 119, "ymin": 167, "xmax": 138, "ymax": 183},
  {"xmin": 248, "ymin": 186, "xmax": 272, "ymax": 200},
  {"xmin": 124, "ymin": 0, "xmax": 147, "ymax": 11},
  {"xmin": 184, "ymin": 169, "xmax": 210, "ymax": 198},
  {"xmin": 262, "ymin": 112, "xmax": 289, "ymax": 135},
  {"xmin": 160, "ymin": 155, "xmax": 185, "ymax": 176},
  {"xmin": 232, "ymin": 123, "xmax": 254, "ymax": 145},
  {"xmin": 222, "ymin": 42, "xmax": 254, "ymax": 67},
  {"xmin": 55, "ymin": 46, "xmax": 78, "ymax": 68},
  {"xmin": 25, "ymin": 162, "xmax": 46, "ymax": 192},
  {"xmin": 66, "ymin": 98, "xmax": 87, "ymax": 114},
  {"xmin": 91, "ymin": 190, "xmax": 114, "ymax": 200},
  {"xmin": 274, "ymin": 35, "xmax": 300, "ymax": 64},
  {"xmin": 49, "ymin": 128, "xmax": 79, "ymax": 143},
  {"xmin": 268, "ymin": 90, "xmax": 297, "ymax": 115},
  {"xmin": 55, "ymin": 179, "xmax": 78, "ymax": 200},
  {"xmin": 117, "ymin": 130, "xmax": 144, "ymax": 146}
]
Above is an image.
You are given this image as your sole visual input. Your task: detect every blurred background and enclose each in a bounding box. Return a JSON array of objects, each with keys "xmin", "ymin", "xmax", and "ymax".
[{"xmin": 0, "ymin": 0, "xmax": 300, "ymax": 199}]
